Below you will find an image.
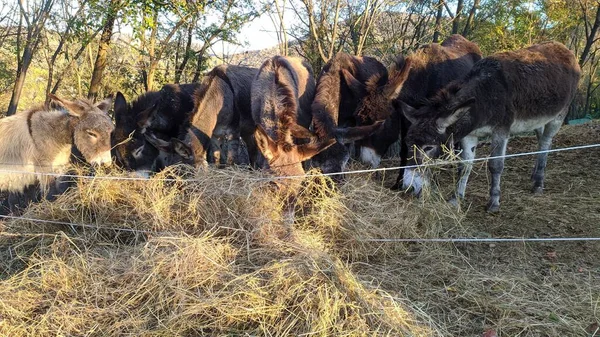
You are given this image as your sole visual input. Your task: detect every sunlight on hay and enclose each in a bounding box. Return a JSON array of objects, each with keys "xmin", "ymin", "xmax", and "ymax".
[
  {"xmin": 0, "ymin": 165, "xmax": 453, "ymax": 336},
  {"xmin": 4, "ymin": 123, "xmax": 597, "ymax": 337}
]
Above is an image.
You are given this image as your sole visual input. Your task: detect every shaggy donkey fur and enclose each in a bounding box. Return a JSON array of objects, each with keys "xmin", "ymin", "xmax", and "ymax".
[
  {"xmin": 402, "ymin": 41, "xmax": 581, "ymax": 212},
  {"xmin": 0, "ymin": 94, "xmax": 114, "ymax": 212},
  {"xmin": 252, "ymin": 56, "xmax": 335, "ymax": 185}
]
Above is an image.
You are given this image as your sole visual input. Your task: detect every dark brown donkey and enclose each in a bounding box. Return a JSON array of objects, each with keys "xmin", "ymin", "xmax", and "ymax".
[
  {"xmin": 402, "ymin": 41, "xmax": 581, "ymax": 212},
  {"xmin": 252, "ymin": 56, "xmax": 335, "ymax": 186},
  {"xmin": 309, "ymin": 52, "xmax": 392, "ymax": 177},
  {"xmin": 177, "ymin": 64, "xmax": 258, "ymax": 168},
  {"xmin": 112, "ymin": 84, "xmax": 199, "ymax": 174},
  {"xmin": 112, "ymin": 91, "xmax": 161, "ymax": 174},
  {"xmin": 389, "ymin": 35, "xmax": 482, "ymax": 191},
  {"xmin": 145, "ymin": 65, "xmax": 258, "ymax": 169}
]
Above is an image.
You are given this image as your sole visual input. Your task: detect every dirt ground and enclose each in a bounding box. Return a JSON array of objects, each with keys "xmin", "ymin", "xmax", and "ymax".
[{"xmin": 367, "ymin": 121, "xmax": 600, "ymax": 336}]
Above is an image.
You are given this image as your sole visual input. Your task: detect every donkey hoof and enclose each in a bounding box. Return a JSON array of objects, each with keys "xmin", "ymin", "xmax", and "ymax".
[
  {"xmin": 486, "ymin": 203, "xmax": 500, "ymax": 213},
  {"xmin": 532, "ymin": 186, "xmax": 544, "ymax": 195}
]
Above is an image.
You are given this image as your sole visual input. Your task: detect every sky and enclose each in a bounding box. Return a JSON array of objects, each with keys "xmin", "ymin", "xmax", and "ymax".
[{"xmin": 213, "ymin": 7, "xmax": 298, "ymax": 55}]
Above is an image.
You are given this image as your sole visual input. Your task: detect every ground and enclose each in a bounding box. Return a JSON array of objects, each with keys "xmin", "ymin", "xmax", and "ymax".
[{"xmin": 0, "ymin": 121, "xmax": 598, "ymax": 336}]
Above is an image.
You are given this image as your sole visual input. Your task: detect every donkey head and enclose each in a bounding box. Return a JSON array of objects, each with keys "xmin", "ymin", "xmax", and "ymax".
[
  {"xmin": 113, "ymin": 92, "xmax": 159, "ymax": 173},
  {"xmin": 402, "ymin": 86, "xmax": 475, "ymax": 165},
  {"xmin": 142, "ymin": 130, "xmax": 199, "ymax": 170},
  {"xmin": 49, "ymin": 94, "xmax": 114, "ymax": 166},
  {"xmin": 340, "ymin": 58, "xmax": 412, "ymax": 167},
  {"xmin": 254, "ymin": 124, "xmax": 335, "ymax": 178}
]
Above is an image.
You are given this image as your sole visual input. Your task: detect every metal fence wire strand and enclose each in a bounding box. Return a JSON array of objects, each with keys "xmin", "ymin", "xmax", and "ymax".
[
  {"xmin": 0, "ymin": 143, "xmax": 597, "ymax": 182},
  {"xmin": 1, "ymin": 214, "xmax": 600, "ymax": 244},
  {"xmin": 1, "ymin": 142, "xmax": 600, "ymax": 244}
]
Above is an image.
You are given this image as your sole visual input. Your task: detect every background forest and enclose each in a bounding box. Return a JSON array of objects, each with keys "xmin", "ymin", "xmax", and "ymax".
[{"xmin": 1, "ymin": 0, "xmax": 599, "ymax": 120}]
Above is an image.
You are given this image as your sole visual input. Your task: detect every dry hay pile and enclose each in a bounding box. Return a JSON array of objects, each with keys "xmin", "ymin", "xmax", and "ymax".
[
  {"xmin": 0, "ymin": 122, "xmax": 599, "ymax": 336},
  {"xmin": 0, "ymin": 166, "xmax": 447, "ymax": 336}
]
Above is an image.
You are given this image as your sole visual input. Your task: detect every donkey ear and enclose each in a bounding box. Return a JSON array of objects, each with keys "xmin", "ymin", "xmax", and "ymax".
[
  {"xmin": 136, "ymin": 105, "xmax": 155, "ymax": 130},
  {"xmin": 298, "ymin": 138, "xmax": 337, "ymax": 162},
  {"xmin": 384, "ymin": 57, "xmax": 412, "ymax": 100},
  {"xmin": 48, "ymin": 94, "xmax": 83, "ymax": 117},
  {"xmin": 254, "ymin": 125, "xmax": 278, "ymax": 162},
  {"xmin": 187, "ymin": 129, "xmax": 207, "ymax": 162},
  {"xmin": 436, "ymin": 97, "xmax": 475, "ymax": 133},
  {"xmin": 399, "ymin": 101, "xmax": 419, "ymax": 124},
  {"xmin": 172, "ymin": 138, "xmax": 193, "ymax": 161},
  {"xmin": 114, "ymin": 92, "xmax": 128, "ymax": 122},
  {"xmin": 341, "ymin": 69, "xmax": 366, "ymax": 97},
  {"xmin": 144, "ymin": 132, "xmax": 171, "ymax": 151},
  {"xmin": 289, "ymin": 123, "xmax": 316, "ymax": 140},
  {"xmin": 95, "ymin": 96, "xmax": 113, "ymax": 114},
  {"xmin": 334, "ymin": 120, "xmax": 385, "ymax": 144}
]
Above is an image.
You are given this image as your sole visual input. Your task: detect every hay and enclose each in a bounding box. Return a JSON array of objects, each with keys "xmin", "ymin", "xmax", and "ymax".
[
  {"xmin": 1, "ymin": 122, "xmax": 599, "ymax": 336},
  {"xmin": 0, "ymin": 165, "xmax": 441, "ymax": 336}
]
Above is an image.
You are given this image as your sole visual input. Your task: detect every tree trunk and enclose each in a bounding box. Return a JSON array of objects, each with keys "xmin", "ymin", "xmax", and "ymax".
[
  {"xmin": 175, "ymin": 22, "xmax": 194, "ymax": 83},
  {"xmin": 580, "ymin": 5, "xmax": 600, "ymax": 67},
  {"xmin": 89, "ymin": 0, "xmax": 120, "ymax": 99},
  {"xmin": 452, "ymin": 0, "xmax": 464, "ymax": 34},
  {"xmin": 192, "ymin": 45, "xmax": 210, "ymax": 83},
  {"xmin": 52, "ymin": 28, "xmax": 102, "ymax": 94},
  {"xmin": 433, "ymin": 0, "xmax": 444, "ymax": 43},
  {"xmin": 7, "ymin": 0, "xmax": 54, "ymax": 116},
  {"xmin": 462, "ymin": 0, "xmax": 480, "ymax": 37},
  {"xmin": 7, "ymin": 48, "xmax": 32, "ymax": 115}
]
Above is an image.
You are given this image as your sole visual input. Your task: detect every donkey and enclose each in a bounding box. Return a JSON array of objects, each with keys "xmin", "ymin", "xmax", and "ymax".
[
  {"xmin": 0, "ymin": 94, "xmax": 114, "ymax": 212},
  {"xmin": 113, "ymin": 82, "xmax": 217, "ymax": 174},
  {"xmin": 402, "ymin": 41, "xmax": 581, "ymax": 212},
  {"xmin": 137, "ymin": 83, "xmax": 200, "ymax": 136},
  {"xmin": 174, "ymin": 64, "xmax": 257, "ymax": 168},
  {"xmin": 252, "ymin": 56, "xmax": 335, "ymax": 187},
  {"xmin": 145, "ymin": 65, "xmax": 258, "ymax": 169},
  {"xmin": 113, "ymin": 91, "xmax": 161, "ymax": 174},
  {"xmin": 338, "ymin": 53, "xmax": 414, "ymax": 168},
  {"xmin": 309, "ymin": 52, "xmax": 392, "ymax": 177},
  {"xmin": 386, "ymin": 35, "xmax": 483, "ymax": 191},
  {"xmin": 252, "ymin": 56, "xmax": 317, "ymax": 169}
]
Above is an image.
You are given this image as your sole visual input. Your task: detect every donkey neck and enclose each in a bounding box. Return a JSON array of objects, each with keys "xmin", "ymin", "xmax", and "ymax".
[{"xmin": 29, "ymin": 109, "xmax": 77, "ymax": 165}]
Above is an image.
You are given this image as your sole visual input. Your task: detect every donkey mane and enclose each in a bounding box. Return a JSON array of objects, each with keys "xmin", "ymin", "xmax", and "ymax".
[
  {"xmin": 269, "ymin": 56, "xmax": 300, "ymax": 150},
  {"xmin": 422, "ymin": 81, "xmax": 463, "ymax": 109},
  {"xmin": 310, "ymin": 60, "xmax": 342, "ymax": 139}
]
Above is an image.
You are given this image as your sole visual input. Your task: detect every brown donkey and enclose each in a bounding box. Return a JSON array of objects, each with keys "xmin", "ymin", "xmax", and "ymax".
[
  {"xmin": 402, "ymin": 41, "xmax": 581, "ymax": 212},
  {"xmin": 391, "ymin": 35, "xmax": 482, "ymax": 192},
  {"xmin": 0, "ymin": 94, "xmax": 114, "ymax": 212},
  {"xmin": 252, "ymin": 56, "xmax": 335, "ymax": 187},
  {"xmin": 309, "ymin": 52, "xmax": 392, "ymax": 178}
]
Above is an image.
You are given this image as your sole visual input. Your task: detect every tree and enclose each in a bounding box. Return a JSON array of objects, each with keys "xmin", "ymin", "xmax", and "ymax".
[
  {"xmin": 452, "ymin": 0, "xmax": 464, "ymax": 34},
  {"xmin": 89, "ymin": 0, "xmax": 121, "ymax": 99},
  {"xmin": 462, "ymin": 0, "xmax": 480, "ymax": 37},
  {"xmin": 579, "ymin": 1, "xmax": 600, "ymax": 67},
  {"xmin": 190, "ymin": 0, "xmax": 259, "ymax": 83},
  {"xmin": 7, "ymin": 0, "xmax": 55, "ymax": 116},
  {"xmin": 433, "ymin": 0, "xmax": 445, "ymax": 42}
]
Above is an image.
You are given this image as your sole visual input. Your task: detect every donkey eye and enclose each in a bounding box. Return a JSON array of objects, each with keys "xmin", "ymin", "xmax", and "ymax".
[{"xmin": 86, "ymin": 130, "xmax": 98, "ymax": 138}]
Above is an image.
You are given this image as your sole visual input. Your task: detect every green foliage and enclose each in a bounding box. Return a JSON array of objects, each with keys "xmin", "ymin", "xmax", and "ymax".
[{"xmin": 0, "ymin": 0, "xmax": 599, "ymax": 119}]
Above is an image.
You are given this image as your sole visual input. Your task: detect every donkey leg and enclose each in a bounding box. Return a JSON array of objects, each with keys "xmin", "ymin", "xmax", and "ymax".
[
  {"xmin": 531, "ymin": 119, "xmax": 562, "ymax": 194},
  {"xmin": 449, "ymin": 136, "xmax": 478, "ymax": 206},
  {"xmin": 487, "ymin": 134, "xmax": 509, "ymax": 212}
]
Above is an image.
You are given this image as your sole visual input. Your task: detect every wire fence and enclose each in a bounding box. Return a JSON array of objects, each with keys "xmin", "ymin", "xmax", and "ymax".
[
  {"xmin": 0, "ymin": 143, "xmax": 598, "ymax": 182},
  {"xmin": 1, "ymin": 141, "xmax": 600, "ymax": 244},
  {"xmin": 2, "ymin": 214, "xmax": 600, "ymax": 244}
]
